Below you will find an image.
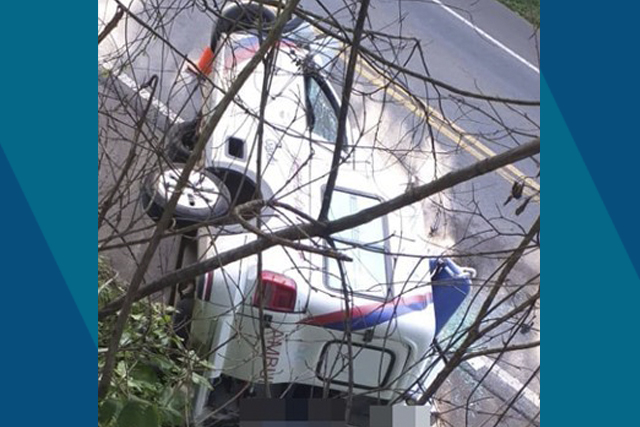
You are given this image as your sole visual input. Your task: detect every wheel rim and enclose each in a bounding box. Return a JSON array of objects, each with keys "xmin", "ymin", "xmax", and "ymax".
[{"xmin": 157, "ymin": 168, "xmax": 221, "ymax": 210}]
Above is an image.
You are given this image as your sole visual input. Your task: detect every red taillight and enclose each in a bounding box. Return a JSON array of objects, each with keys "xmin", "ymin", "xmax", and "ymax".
[{"xmin": 253, "ymin": 271, "xmax": 297, "ymax": 313}]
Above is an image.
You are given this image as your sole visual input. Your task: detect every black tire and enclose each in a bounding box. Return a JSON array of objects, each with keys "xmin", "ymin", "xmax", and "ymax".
[
  {"xmin": 210, "ymin": 2, "xmax": 277, "ymax": 50},
  {"xmin": 165, "ymin": 118, "xmax": 200, "ymax": 163},
  {"xmin": 140, "ymin": 164, "xmax": 231, "ymax": 229},
  {"xmin": 172, "ymin": 298, "xmax": 194, "ymax": 345}
]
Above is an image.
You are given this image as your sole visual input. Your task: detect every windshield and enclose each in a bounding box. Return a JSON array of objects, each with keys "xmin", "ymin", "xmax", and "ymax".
[{"xmin": 305, "ymin": 74, "xmax": 339, "ymax": 142}]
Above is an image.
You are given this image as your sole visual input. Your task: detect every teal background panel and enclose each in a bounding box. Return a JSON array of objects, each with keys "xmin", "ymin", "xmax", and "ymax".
[
  {"xmin": 0, "ymin": 3, "xmax": 95, "ymax": 427},
  {"xmin": 545, "ymin": 2, "xmax": 640, "ymax": 425},
  {"xmin": 544, "ymin": 73, "xmax": 640, "ymax": 424},
  {"xmin": 0, "ymin": 145, "xmax": 93, "ymax": 423},
  {"xmin": 0, "ymin": 10, "xmax": 96, "ymax": 347}
]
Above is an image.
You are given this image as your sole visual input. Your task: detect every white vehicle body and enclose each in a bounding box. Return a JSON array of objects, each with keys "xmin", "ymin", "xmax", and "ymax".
[
  {"xmin": 186, "ymin": 28, "xmax": 471, "ymax": 402},
  {"xmin": 140, "ymin": 10, "xmax": 473, "ymax": 421}
]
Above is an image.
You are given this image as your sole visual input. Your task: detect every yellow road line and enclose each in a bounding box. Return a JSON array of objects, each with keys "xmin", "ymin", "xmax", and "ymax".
[{"xmin": 352, "ymin": 56, "xmax": 540, "ymax": 200}]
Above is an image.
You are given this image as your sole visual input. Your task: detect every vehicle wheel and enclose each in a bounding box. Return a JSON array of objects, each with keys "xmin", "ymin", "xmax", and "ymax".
[
  {"xmin": 165, "ymin": 118, "xmax": 199, "ymax": 163},
  {"xmin": 210, "ymin": 3, "xmax": 276, "ymax": 50},
  {"xmin": 172, "ymin": 298, "xmax": 194, "ymax": 345},
  {"xmin": 140, "ymin": 164, "xmax": 231, "ymax": 229}
]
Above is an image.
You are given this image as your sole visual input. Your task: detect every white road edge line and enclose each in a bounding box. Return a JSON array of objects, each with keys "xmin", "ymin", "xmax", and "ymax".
[
  {"xmin": 467, "ymin": 355, "xmax": 540, "ymax": 408},
  {"xmin": 432, "ymin": 0, "xmax": 540, "ymax": 74},
  {"xmin": 100, "ymin": 59, "xmax": 185, "ymax": 124}
]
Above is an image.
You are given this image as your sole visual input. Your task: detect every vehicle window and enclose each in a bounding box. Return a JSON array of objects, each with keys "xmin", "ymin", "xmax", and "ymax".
[
  {"xmin": 325, "ymin": 189, "xmax": 390, "ymax": 298},
  {"xmin": 305, "ymin": 75, "xmax": 339, "ymax": 142}
]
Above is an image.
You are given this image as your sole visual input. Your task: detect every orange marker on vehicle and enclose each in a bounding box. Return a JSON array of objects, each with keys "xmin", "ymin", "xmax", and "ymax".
[{"xmin": 197, "ymin": 46, "xmax": 215, "ymax": 75}]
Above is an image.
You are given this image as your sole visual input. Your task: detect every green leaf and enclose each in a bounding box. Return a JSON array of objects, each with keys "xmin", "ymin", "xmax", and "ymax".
[
  {"xmin": 147, "ymin": 354, "xmax": 175, "ymax": 372},
  {"xmin": 131, "ymin": 364, "xmax": 159, "ymax": 385},
  {"xmin": 159, "ymin": 406, "xmax": 184, "ymax": 427},
  {"xmin": 115, "ymin": 361, "xmax": 127, "ymax": 378},
  {"xmin": 159, "ymin": 387, "xmax": 188, "ymax": 426},
  {"xmin": 191, "ymin": 372, "xmax": 212, "ymax": 389},
  {"xmin": 116, "ymin": 401, "xmax": 159, "ymax": 427},
  {"xmin": 161, "ymin": 385, "xmax": 188, "ymax": 410},
  {"xmin": 98, "ymin": 399, "xmax": 119, "ymax": 425}
]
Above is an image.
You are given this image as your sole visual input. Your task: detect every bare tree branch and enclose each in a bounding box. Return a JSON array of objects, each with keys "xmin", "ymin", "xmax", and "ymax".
[
  {"xmin": 99, "ymin": 138, "xmax": 539, "ymax": 319},
  {"xmin": 98, "ymin": 0, "xmax": 302, "ymax": 400},
  {"xmin": 318, "ymin": 0, "xmax": 371, "ymax": 221}
]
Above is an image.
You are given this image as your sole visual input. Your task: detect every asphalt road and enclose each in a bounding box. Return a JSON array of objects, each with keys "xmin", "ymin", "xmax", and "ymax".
[{"xmin": 98, "ymin": 1, "xmax": 540, "ymax": 425}]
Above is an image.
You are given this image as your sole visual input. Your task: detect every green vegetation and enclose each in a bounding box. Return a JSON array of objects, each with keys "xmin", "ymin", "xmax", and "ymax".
[
  {"xmin": 98, "ymin": 258, "xmax": 210, "ymax": 427},
  {"xmin": 497, "ymin": 0, "xmax": 540, "ymax": 27}
]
